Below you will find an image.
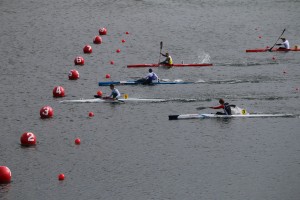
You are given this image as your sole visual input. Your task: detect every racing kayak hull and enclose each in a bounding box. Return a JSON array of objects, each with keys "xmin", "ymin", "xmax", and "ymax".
[
  {"xmin": 98, "ymin": 80, "xmax": 194, "ymax": 86},
  {"xmin": 246, "ymin": 48, "xmax": 300, "ymax": 53},
  {"xmin": 60, "ymin": 98, "xmax": 167, "ymax": 103},
  {"xmin": 127, "ymin": 63, "xmax": 213, "ymax": 68},
  {"xmin": 169, "ymin": 113, "xmax": 294, "ymax": 120}
]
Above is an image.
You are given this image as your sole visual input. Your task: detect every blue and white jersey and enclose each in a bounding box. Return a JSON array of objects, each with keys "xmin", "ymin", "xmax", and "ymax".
[
  {"xmin": 145, "ymin": 72, "xmax": 159, "ymax": 82},
  {"xmin": 110, "ymin": 88, "xmax": 121, "ymax": 99}
]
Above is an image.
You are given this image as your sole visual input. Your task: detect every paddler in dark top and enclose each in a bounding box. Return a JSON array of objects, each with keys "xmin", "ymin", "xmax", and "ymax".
[
  {"xmin": 209, "ymin": 98, "xmax": 232, "ymax": 115},
  {"xmin": 160, "ymin": 52, "xmax": 173, "ymax": 65}
]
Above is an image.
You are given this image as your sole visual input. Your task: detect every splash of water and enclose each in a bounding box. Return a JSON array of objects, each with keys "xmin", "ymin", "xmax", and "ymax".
[{"xmin": 197, "ymin": 51, "xmax": 211, "ymax": 63}]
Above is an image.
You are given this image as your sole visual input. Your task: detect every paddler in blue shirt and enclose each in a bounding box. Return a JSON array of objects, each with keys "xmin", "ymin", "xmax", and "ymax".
[
  {"xmin": 160, "ymin": 52, "xmax": 173, "ymax": 65},
  {"xmin": 276, "ymin": 37, "xmax": 290, "ymax": 49}
]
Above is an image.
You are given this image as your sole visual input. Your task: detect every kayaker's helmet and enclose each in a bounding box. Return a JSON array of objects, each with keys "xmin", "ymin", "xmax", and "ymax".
[{"xmin": 149, "ymin": 68, "xmax": 153, "ymax": 73}]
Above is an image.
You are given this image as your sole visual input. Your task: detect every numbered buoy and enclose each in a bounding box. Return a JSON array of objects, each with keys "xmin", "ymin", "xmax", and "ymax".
[
  {"xmin": 75, "ymin": 138, "xmax": 81, "ymax": 145},
  {"xmin": 40, "ymin": 106, "xmax": 54, "ymax": 118},
  {"xmin": 58, "ymin": 173, "xmax": 65, "ymax": 181},
  {"xmin": 74, "ymin": 56, "xmax": 84, "ymax": 65},
  {"xmin": 99, "ymin": 28, "xmax": 107, "ymax": 35},
  {"xmin": 20, "ymin": 132, "xmax": 36, "ymax": 146},
  {"xmin": 121, "ymin": 39, "xmax": 126, "ymax": 43},
  {"xmin": 110, "ymin": 60, "xmax": 114, "ymax": 65},
  {"xmin": 116, "ymin": 49, "xmax": 121, "ymax": 53},
  {"xmin": 53, "ymin": 86, "xmax": 65, "ymax": 97},
  {"xmin": 83, "ymin": 45, "xmax": 92, "ymax": 54},
  {"xmin": 93, "ymin": 36, "xmax": 102, "ymax": 44},
  {"xmin": 68, "ymin": 69, "xmax": 79, "ymax": 80},
  {"xmin": 88, "ymin": 112, "xmax": 94, "ymax": 117},
  {"xmin": 105, "ymin": 74, "xmax": 110, "ymax": 79},
  {"xmin": 0, "ymin": 166, "xmax": 11, "ymax": 184}
]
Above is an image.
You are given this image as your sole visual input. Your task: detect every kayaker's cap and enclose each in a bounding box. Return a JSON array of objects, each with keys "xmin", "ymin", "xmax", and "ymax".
[{"xmin": 149, "ymin": 68, "xmax": 153, "ymax": 72}]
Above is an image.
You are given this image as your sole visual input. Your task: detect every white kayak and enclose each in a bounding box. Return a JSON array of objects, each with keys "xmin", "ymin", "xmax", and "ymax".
[
  {"xmin": 169, "ymin": 113, "xmax": 295, "ymax": 120},
  {"xmin": 60, "ymin": 98, "xmax": 167, "ymax": 103}
]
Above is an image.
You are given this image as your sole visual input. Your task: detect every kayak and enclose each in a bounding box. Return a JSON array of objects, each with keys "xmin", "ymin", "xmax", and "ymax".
[
  {"xmin": 246, "ymin": 48, "xmax": 300, "ymax": 53},
  {"xmin": 169, "ymin": 113, "xmax": 294, "ymax": 120},
  {"xmin": 127, "ymin": 63, "xmax": 213, "ymax": 68},
  {"xmin": 98, "ymin": 80, "xmax": 194, "ymax": 86},
  {"xmin": 60, "ymin": 98, "xmax": 167, "ymax": 103}
]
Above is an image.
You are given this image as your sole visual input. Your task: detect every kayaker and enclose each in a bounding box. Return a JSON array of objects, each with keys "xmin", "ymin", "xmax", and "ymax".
[
  {"xmin": 137, "ymin": 68, "xmax": 159, "ymax": 85},
  {"xmin": 209, "ymin": 98, "xmax": 232, "ymax": 115},
  {"xmin": 160, "ymin": 52, "xmax": 173, "ymax": 65},
  {"xmin": 105, "ymin": 84, "xmax": 121, "ymax": 100},
  {"xmin": 276, "ymin": 37, "xmax": 290, "ymax": 49}
]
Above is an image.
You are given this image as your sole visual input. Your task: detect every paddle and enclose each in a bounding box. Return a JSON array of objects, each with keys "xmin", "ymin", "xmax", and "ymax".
[
  {"xmin": 196, "ymin": 106, "xmax": 207, "ymax": 110},
  {"xmin": 269, "ymin": 28, "xmax": 286, "ymax": 52},
  {"xmin": 158, "ymin": 41, "xmax": 163, "ymax": 64}
]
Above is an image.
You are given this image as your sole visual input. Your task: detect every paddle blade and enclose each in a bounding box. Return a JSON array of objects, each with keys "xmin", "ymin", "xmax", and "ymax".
[
  {"xmin": 196, "ymin": 106, "xmax": 207, "ymax": 110},
  {"xmin": 160, "ymin": 41, "xmax": 163, "ymax": 50}
]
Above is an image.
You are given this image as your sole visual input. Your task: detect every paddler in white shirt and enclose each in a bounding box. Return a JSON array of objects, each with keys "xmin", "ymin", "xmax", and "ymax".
[
  {"xmin": 105, "ymin": 84, "xmax": 121, "ymax": 100},
  {"xmin": 137, "ymin": 68, "xmax": 159, "ymax": 85},
  {"xmin": 276, "ymin": 37, "xmax": 290, "ymax": 49}
]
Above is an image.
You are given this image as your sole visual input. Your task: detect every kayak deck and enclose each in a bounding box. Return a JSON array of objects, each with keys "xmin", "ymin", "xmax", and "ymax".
[
  {"xmin": 98, "ymin": 80, "xmax": 194, "ymax": 86},
  {"xmin": 60, "ymin": 98, "xmax": 167, "ymax": 103},
  {"xmin": 127, "ymin": 63, "xmax": 213, "ymax": 68},
  {"xmin": 169, "ymin": 113, "xmax": 295, "ymax": 120},
  {"xmin": 246, "ymin": 48, "xmax": 300, "ymax": 53}
]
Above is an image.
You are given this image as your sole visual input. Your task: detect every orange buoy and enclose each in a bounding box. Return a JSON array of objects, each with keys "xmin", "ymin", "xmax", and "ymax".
[
  {"xmin": 20, "ymin": 132, "xmax": 36, "ymax": 146},
  {"xmin": 74, "ymin": 56, "xmax": 84, "ymax": 65},
  {"xmin": 93, "ymin": 36, "xmax": 102, "ymax": 44},
  {"xmin": 68, "ymin": 69, "xmax": 79, "ymax": 80},
  {"xmin": 0, "ymin": 166, "xmax": 11, "ymax": 184},
  {"xmin": 97, "ymin": 90, "xmax": 103, "ymax": 97},
  {"xmin": 83, "ymin": 45, "xmax": 92, "ymax": 54},
  {"xmin": 53, "ymin": 86, "xmax": 65, "ymax": 97},
  {"xmin": 40, "ymin": 106, "xmax": 54, "ymax": 118}
]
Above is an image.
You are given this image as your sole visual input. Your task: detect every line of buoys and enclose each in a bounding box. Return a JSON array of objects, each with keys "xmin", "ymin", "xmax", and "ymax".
[
  {"xmin": 99, "ymin": 27, "xmax": 107, "ymax": 35},
  {"xmin": 83, "ymin": 45, "xmax": 93, "ymax": 54},
  {"xmin": 53, "ymin": 86, "xmax": 65, "ymax": 97},
  {"xmin": 93, "ymin": 36, "xmax": 102, "ymax": 44},
  {"xmin": 74, "ymin": 56, "xmax": 85, "ymax": 65},
  {"xmin": 69, "ymin": 69, "xmax": 80, "ymax": 80}
]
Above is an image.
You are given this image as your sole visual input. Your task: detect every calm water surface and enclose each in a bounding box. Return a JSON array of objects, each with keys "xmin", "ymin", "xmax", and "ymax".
[{"xmin": 1, "ymin": 0, "xmax": 300, "ymax": 199}]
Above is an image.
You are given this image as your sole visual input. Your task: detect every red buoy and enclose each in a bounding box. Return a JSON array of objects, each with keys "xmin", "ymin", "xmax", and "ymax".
[
  {"xmin": 116, "ymin": 49, "xmax": 121, "ymax": 53},
  {"xmin": 58, "ymin": 173, "xmax": 65, "ymax": 181},
  {"xmin": 99, "ymin": 28, "xmax": 107, "ymax": 35},
  {"xmin": 105, "ymin": 74, "xmax": 111, "ymax": 79},
  {"xmin": 53, "ymin": 86, "xmax": 65, "ymax": 97},
  {"xmin": 0, "ymin": 166, "xmax": 11, "ymax": 184},
  {"xmin": 272, "ymin": 56, "xmax": 276, "ymax": 60},
  {"xmin": 97, "ymin": 90, "xmax": 103, "ymax": 97},
  {"xmin": 83, "ymin": 45, "xmax": 92, "ymax": 54},
  {"xmin": 20, "ymin": 132, "xmax": 36, "ymax": 146},
  {"xmin": 93, "ymin": 36, "xmax": 102, "ymax": 44},
  {"xmin": 88, "ymin": 112, "xmax": 94, "ymax": 117},
  {"xmin": 75, "ymin": 138, "xmax": 81, "ymax": 145},
  {"xmin": 258, "ymin": 36, "xmax": 262, "ymax": 39},
  {"xmin": 121, "ymin": 39, "xmax": 126, "ymax": 43},
  {"xmin": 125, "ymin": 31, "xmax": 129, "ymax": 34},
  {"xmin": 74, "ymin": 56, "xmax": 85, "ymax": 65},
  {"xmin": 110, "ymin": 60, "xmax": 114, "ymax": 65},
  {"xmin": 40, "ymin": 106, "xmax": 54, "ymax": 118},
  {"xmin": 68, "ymin": 69, "xmax": 80, "ymax": 80}
]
